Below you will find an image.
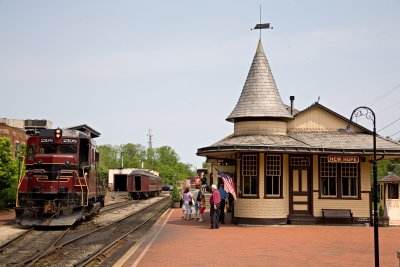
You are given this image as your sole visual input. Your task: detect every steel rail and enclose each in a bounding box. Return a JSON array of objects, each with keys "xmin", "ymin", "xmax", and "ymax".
[
  {"xmin": 74, "ymin": 201, "xmax": 169, "ymax": 267},
  {"xmin": 21, "ymin": 227, "xmax": 71, "ymax": 266},
  {"xmin": 26, "ymin": 196, "xmax": 169, "ymax": 266},
  {"xmin": 0, "ymin": 227, "xmax": 71, "ymax": 267},
  {"xmin": 0, "ymin": 227, "xmax": 33, "ymax": 251}
]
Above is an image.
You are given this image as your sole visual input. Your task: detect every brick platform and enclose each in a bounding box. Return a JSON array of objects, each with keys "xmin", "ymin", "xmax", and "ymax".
[{"xmin": 117, "ymin": 208, "xmax": 400, "ymax": 267}]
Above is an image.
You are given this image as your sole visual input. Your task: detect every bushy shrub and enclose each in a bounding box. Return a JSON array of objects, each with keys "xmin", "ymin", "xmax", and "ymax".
[
  {"xmin": 171, "ymin": 187, "xmax": 181, "ymax": 202},
  {"xmin": 0, "ymin": 138, "xmax": 19, "ymax": 209}
]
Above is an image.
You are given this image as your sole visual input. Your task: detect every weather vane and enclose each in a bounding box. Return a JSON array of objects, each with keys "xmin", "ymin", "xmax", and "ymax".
[{"xmin": 251, "ymin": 5, "xmax": 273, "ymax": 38}]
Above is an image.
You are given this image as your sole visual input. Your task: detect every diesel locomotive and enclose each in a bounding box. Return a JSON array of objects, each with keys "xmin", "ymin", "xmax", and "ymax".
[{"xmin": 15, "ymin": 124, "xmax": 106, "ymax": 226}]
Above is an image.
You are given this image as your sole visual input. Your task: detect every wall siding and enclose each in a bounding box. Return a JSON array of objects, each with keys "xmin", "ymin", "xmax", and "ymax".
[
  {"xmin": 313, "ymin": 192, "xmax": 370, "ymax": 217},
  {"xmin": 235, "ymin": 152, "xmax": 371, "ymax": 220},
  {"xmin": 235, "ymin": 121, "xmax": 287, "ymax": 135},
  {"xmin": 235, "ymin": 153, "xmax": 289, "ymax": 219},
  {"xmin": 312, "ymin": 155, "xmax": 371, "ymax": 217},
  {"xmin": 288, "ymin": 107, "xmax": 363, "ymax": 132}
]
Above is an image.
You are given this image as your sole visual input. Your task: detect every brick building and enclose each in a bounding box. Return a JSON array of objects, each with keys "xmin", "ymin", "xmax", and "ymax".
[{"xmin": 0, "ymin": 118, "xmax": 52, "ymax": 157}]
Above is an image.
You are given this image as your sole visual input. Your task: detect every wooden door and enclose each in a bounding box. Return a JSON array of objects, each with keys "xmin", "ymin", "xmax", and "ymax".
[{"xmin": 289, "ymin": 156, "xmax": 312, "ymax": 215}]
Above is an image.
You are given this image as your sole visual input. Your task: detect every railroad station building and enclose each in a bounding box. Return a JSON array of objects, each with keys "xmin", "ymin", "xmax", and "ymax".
[{"xmin": 197, "ymin": 38, "xmax": 400, "ymax": 225}]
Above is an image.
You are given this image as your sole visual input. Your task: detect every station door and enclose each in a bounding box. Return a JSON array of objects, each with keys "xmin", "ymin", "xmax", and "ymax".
[{"xmin": 289, "ymin": 156, "xmax": 312, "ymax": 215}]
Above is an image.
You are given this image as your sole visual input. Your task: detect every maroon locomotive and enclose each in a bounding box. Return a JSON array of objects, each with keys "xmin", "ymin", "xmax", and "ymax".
[
  {"xmin": 15, "ymin": 124, "xmax": 106, "ymax": 226},
  {"xmin": 126, "ymin": 170, "xmax": 162, "ymax": 199}
]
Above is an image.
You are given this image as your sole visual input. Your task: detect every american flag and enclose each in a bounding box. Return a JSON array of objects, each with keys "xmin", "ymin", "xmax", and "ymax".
[{"xmin": 217, "ymin": 169, "xmax": 237, "ymax": 201}]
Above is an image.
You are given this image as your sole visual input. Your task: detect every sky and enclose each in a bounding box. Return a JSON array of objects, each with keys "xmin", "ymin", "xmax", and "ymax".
[{"xmin": 1, "ymin": 1, "xmax": 400, "ymax": 169}]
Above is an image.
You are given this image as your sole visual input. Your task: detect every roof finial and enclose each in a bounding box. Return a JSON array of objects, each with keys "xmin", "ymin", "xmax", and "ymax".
[{"xmin": 251, "ymin": 4, "xmax": 273, "ymax": 38}]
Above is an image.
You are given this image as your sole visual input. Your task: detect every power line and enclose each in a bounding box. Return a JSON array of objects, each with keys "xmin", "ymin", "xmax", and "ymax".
[
  {"xmin": 378, "ymin": 117, "xmax": 400, "ymax": 132},
  {"xmin": 366, "ymin": 83, "xmax": 400, "ymax": 106},
  {"xmin": 389, "ymin": 129, "xmax": 400, "ymax": 138}
]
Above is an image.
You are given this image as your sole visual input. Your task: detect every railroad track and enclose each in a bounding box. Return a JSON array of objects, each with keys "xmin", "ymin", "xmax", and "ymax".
[
  {"xmin": 0, "ymin": 227, "xmax": 70, "ymax": 266},
  {"xmin": 28, "ymin": 196, "xmax": 171, "ymax": 267},
  {"xmin": 99, "ymin": 200, "xmax": 136, "ymax": 213}
]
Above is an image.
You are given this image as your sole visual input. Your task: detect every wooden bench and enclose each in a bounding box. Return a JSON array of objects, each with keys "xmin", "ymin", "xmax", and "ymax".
[{"xmin": 322, "ymin": 209, "xmax": 353, "ymax": 224}]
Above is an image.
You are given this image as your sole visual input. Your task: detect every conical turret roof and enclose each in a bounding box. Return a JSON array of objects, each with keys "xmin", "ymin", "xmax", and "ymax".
[{"xmin": 226, "ymin": 39, "xmax": 293, "ymax": 122}]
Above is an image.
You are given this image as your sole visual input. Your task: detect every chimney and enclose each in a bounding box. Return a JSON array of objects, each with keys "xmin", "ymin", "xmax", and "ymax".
[{"xmin": 290, "ymin": 96, "xmax": 295, "ymax": 115}]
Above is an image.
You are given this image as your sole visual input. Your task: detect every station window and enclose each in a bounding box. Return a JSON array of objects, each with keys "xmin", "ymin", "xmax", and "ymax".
[
  {"xmin": 341, "ymin": 163, "xmax": 358, "ymax": 197},
  {"xmin": 320, "ymin": 156, "xmax": 359, "ymax": 198},
  {"xmin": 265, "ymin": 155, "xmax": 282, "ymax": 197},
  {"xmin": 242, "ymin": 154, "xmax": 258, "ymax": 196},
  {"xmin": 388, "ymin": 184, "xmax": 399, "ymax": 199}
]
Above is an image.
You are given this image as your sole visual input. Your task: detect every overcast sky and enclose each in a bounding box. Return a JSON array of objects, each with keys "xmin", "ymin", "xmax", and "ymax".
[{"xmin": 1, "ymin": 1, "xmax": 400, "ymax": 169}]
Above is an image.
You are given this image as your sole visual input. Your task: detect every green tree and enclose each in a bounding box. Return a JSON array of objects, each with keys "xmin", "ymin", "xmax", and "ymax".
[
  {"xmin": 0, "ymin": 138, "xmax": 18, "ymax": 208},
  {"xmin": 120, "ymin": 143, "xmax": 147, "ymax": 168},
  {"xmin": 376, "ymin": 158, "xmax": 400, "ymax": 179},
  {"xmin": 153, "ymin": 146, "xmax": 195, "ymax": 184},
  {"xmin": 97, "ymin": 143, "xmax": 195, "ymax": 187}
]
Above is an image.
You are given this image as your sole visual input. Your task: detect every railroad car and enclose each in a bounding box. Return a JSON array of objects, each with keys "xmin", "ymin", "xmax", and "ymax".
[
  {"xmin": 15, "ymin": 124, "xmax": 106, "ymax": 226},
  {"xmin": 126, "ymin": 170, "xmax": 162, "ymax": 199}
]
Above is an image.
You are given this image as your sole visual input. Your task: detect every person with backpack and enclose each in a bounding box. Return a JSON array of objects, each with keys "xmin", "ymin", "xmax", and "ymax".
[{"xmin": 192, "ymin": 185, "xmax": 201, "ymax": 220}]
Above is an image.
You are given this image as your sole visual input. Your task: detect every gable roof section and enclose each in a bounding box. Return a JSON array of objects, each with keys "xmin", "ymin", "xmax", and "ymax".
[
  {"xmin": 226, "ymin": 39, "xmax": 293, "ymax": 122},
  {"xmin": 288, "ymin": 102, "xmax": 373, "ymax": 134}
]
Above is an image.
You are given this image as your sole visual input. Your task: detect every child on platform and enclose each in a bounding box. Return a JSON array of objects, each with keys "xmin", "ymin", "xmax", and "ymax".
[{"xmin": 199, "ymin": 193, "xmax": 206, "ymax": 222}]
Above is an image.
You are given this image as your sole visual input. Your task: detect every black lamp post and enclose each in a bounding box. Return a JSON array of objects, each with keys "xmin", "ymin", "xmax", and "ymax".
[{"xmin": 347, "ymin": 106, "xmax": 379, "ymax": 267}]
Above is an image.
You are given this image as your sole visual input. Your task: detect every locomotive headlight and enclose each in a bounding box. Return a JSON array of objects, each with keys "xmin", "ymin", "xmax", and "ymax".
[
  {"xmin": 65, "ymin": 160, "xmax": 70, "ymax": 165},
  {"xmin": 37, "ymin": 159, "xmax": 42, "ymax": 165},
  {"xmin": 55, "ymin": 127, "xmax": 62, "ymax": 139}
]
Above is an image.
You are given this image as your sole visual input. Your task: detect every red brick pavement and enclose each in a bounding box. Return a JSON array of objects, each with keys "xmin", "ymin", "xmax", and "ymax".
[{"xmin": 120, "ymin": 208, "xmax": 400, "ymax": 267}]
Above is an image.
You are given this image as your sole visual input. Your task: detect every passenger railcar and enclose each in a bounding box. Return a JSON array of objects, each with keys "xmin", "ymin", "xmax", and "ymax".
[
  {"xmin": 15, "ymin": 125, "xmax": 106, "ymax": 226},
  {"xmin": 127, "ymin": 170, "xmax": 162, "ymax": 199}
]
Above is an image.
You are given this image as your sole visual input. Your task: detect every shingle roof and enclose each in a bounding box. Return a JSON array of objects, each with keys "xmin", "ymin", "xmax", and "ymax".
[
  {"xmin": 379, "ymin": 173, "xmax": 400, "ymax": 183},
  {"xmin": 197, "ymin": 131, "xmax": 400, "ymax": 155},
  {"xmin": 226, "ymin": 39, "xmax": 293, "ymax": 122}
]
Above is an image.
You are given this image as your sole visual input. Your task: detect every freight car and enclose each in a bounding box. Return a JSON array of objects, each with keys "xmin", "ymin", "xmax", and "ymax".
[
  {"xmin": 15, "ymin": 124, "xmax": 106, "ymax": 226},
  {"xmin": 126, "ymin": 170, "xmax": 162, "ymax": 199}
]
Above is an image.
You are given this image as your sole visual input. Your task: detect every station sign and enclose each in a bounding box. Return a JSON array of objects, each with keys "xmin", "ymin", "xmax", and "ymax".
[{"xmin": 328, "ymin": 155, "xmax": 359, "ymax": 163}]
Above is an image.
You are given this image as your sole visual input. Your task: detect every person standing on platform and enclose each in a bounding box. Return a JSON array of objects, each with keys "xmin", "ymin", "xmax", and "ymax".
[
  {"xmin": 209, "ymin": 184, "xmax": 221, "ymax": 229},
  {"xmin": 192, "ymin": 185, "xmax": 201, "ymax": 220},
  {"xmin": 199, "ymin": 193, "xmax": 206, "ymax": 222},
  {"xmin": 182, "ymin": 187, "xmax": 193, "ymax": 220},
  {"xmin": 218, "ymin": 184, "xmax": 228, "ymax": 224},
  {"xmin": 201, "ymin": 175, "xmax": 207, "ymax": 193}
]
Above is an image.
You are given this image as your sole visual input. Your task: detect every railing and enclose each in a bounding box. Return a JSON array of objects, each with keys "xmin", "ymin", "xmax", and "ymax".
[
  {"xmin": 75, "ymin": 169, "xmax": 88, "ymax": 207},
  {"xmin": 15, "ymin": 157, "xmax": 26, "ymax": 208}
]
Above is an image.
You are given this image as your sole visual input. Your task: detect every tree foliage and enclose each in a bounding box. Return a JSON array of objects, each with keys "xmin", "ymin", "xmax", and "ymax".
[
  {"xmin": 97, "ymin": 143, "xmax": 195, "ymax": 185},
  {"xmin": 0, "ymin": 138, "xmax": 19, "ymax": 208},
  {"xmin": 377, "ymin": 158, "xmax": 400, "ymax": 179}
]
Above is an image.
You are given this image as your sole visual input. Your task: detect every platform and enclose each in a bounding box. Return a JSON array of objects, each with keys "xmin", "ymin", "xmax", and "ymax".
[{"xmin": 116, "ymin": 208, "xmax": 400, "ymax": 267}]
